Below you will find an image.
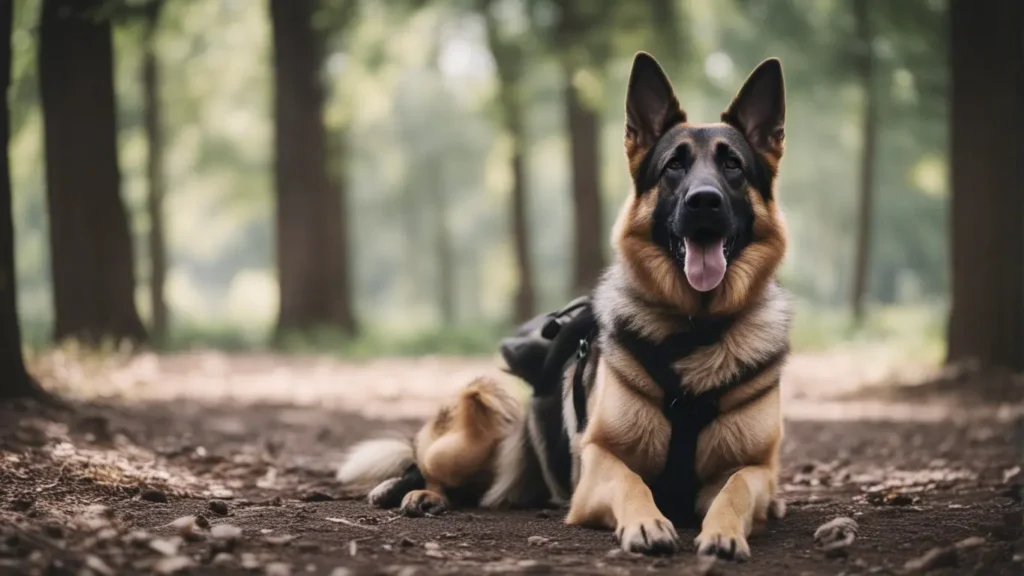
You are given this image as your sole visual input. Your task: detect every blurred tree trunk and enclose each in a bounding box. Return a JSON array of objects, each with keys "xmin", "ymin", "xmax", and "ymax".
[
  {"xmin": 0, "ymin": 0, "xmax": 44, "ymax": 400},
  {"xmin": 270, "ymin": 0, "xmax": 357, "ymax": 339},
  {"xmin": 38, "ymin": 0, "xmax": 147, "ymax": 345},
  {"xmin": 429, "ymin": 156, "xmax": 455, "ymax": 326},
  {"xmin": 482, "ymin": 2, "xmax": 535, "ymax": 323},
  {"xmin": 947, "ymin": 0, "xmax": 1024, "ymax": 371},
  {"xmin": 143, "ymin": 0, "xmax": 168, "ymax": 343},
  {"xmin": 564, "ymin": 68, "xmax": 604, "ymax": 295},
  {"xmin": 559, "ymin": 0, "xmax": 605, "ymax": 296},
  {"xmin": 850, "ymin": 0, "xmax": 877, "ymax": 325}
]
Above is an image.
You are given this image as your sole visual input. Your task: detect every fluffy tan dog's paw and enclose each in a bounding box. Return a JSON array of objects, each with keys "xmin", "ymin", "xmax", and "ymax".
[
  {"xmin": 399, "ymin": 489, "xmax": 447, "ymax": 517},
  {"xmin": 694, "ymin": 526, "xmax": 750, "ymax": 561},
  {"xmin": 615, "ymin": 517, "xmax": 679, "ymax": 555}
]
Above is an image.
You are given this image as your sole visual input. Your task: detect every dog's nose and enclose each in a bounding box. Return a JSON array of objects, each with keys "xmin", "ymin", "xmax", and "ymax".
[{"xmin": 684, "ymin": 187, "xmax": 723, "ymax": 211}]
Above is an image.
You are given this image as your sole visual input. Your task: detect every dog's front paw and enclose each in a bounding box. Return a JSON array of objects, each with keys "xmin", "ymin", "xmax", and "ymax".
[
  {"xmin": 615, "ymin": 517, "xmax": 679, "ymax": 555},
  {"xmin": 694, "ymin": 526, "xmax": 750, "ymax": 561},
  {"xmin": 400, "ymin": 489, "xmax": 447, "ymax": 517}
]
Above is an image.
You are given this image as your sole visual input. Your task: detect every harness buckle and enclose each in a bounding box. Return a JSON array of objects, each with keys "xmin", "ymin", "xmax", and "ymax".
[{"xmin": 577, "ymin": 338, "xmax": 590, "ymax": 360}]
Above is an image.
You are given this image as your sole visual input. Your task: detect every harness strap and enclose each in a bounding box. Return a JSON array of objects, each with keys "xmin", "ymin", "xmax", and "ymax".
[{"xmin": 571, "ymin": 328, "xmax": 596, "ymax": 432}]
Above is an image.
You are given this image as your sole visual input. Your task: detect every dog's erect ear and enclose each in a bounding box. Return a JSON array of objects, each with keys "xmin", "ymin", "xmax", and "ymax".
[
  {"xmin": 625, "ymin": 52, "xmax": 686, "ymax": 155},
  {"xmin": 722, "ymin": 58, "xmax": 786, "ymax": 160}
]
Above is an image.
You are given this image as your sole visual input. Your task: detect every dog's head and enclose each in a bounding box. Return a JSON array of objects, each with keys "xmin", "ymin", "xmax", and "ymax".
[{"xmin": 614, "ymin": 53, "xmax": 788, "ymax": 316}]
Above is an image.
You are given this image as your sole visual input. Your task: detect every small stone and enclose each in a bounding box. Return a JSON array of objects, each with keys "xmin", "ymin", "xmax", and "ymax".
[
  {"xmin": 527, "ymin": 536, "xmax": 550, "ymax": 546},
  {"xmin": 424, "ymin": 550, "xmax": 444, "ymax": 559},
  {"xmin": 141, "ymin": 489, "xmax": 169, "ymax": 503},
  {"xmin": 302, "ymin": 491, "xmax": 334, "ymax": 502},
  {"xmin": 605, "ymin": 549, "xmax": 623, "ymax": 558},
  {"xmin": 169, "ymin": 516, "xmax": 201, "ymax": 540},
  {"xmin": 212, "ymin": 553, "xmax": 236, "ymax": 565},
  {"xmin": 85, "ymin": 555, "xmax": 114, "ymax": 576},
  {"xmin": 211, "ymin": 524, "xmax": 243, "ymax": 541},
  {"xmin": 305, "ymin": 564, "xmax": 317, "ymax": 573},
  {"xmin": 814, "ymin": 516, "xmax": 859, "ymax": 556},
  {"xmin": 195, "ymin": 515, "xmax": 210, "ymax": 530},
  {"xmin": 903, "ymin": 546, "xmax": 958, "ymax": 573},
  {"xmin": 955, "ymin": 536, "xmax": 986, "ymax": 549},
  {"xmin": 329, "ymin": 568, "xmax": 354, "ymax": 576},
  {"xmin": 149, "ymin": 537, "xmax": 182, "ymax": 556},
  {"xmin": 423, "ymin": 542, "xmax": 441, "ymax": 551},
  {"xmin": 265, "ymin": 535, "xmax": 296, "ymax": 546},
  {"xmin": 208, "ymin": 500, "xmax": 229, "ymax": 516},
  {"xmin": 399, "ymin": 537, "xmax": 416, "ymax": 548},
  {"xmin": 154, "ymin": 556, "xmax": 194, "ymax": 574},
  {"xmin": 123, "ymin": 530, "xmax": 152, "ymax": 546},
  {"xmin": 266, "ymin": 562, "xmax": 292, "ymax": 576},
  {"xmin": 240, "ymin": 553, "xmax": 260, "ymax": 570}
]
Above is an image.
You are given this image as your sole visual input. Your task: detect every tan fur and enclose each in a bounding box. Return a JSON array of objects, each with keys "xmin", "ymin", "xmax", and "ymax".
[
  {"xmin": 566, "ymin": 57, "xmax": 791, "ymax": 558},
  {"xmin": 402, "ymin": 377, "xmax": 520, "ymax": 515},
  {"xmin": 381, "ymin": 55, "xmax": 791, "ymax": 560}
]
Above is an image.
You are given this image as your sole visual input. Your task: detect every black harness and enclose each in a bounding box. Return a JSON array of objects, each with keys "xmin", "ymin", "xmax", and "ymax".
[{"xmin": 502, "ymin": 297, "xmax": 783, "ymax": 526}]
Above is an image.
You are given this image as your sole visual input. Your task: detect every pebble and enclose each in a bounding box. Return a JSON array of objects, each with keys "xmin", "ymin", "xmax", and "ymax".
[
  {"xmin": 265, "ymin": 534, "xmax": 296, "ymax": 546},
  {"xmin": 149, "ymin": 537, "xmax": 182, "ymax": 556},
  {"xmin": 399, "ymin": 537, "xmax": 416, "ymax": 548},
  {"xmin": 903, "ymin": 546, "xmax": 958, "ymax": 573},
  {"xmin": 266, "ymin": 562, "xmax": 292, "ymax": 576},
  {"xmin": 141, "ymin": 489, "xmax": 169, "ymax": 503},
  {"xmin": 424, "ymin": 550, "xmax": 444, "ymax": 559},
  {"xmin": 154, "ymin": 556, "xmax": 194, "ymax": 575},
  {"xmin": 85, "ymin": 555, "xmax": 114, "ymax": 576},
  {"xmin": 212, "ymin": 553, "xmax": 236, "ymax": 565},
  {"xmin": 423, "ymin": 542, "xmax": 441, "ymax": 551},
  {"xmin": 211, "ymin": 524, "xmax": 243, "ymax": 541},
  {"xmin": 169, "ymin": 516, "xmax": 200, "ymax": 540},
  {"xmin": 208, "ymin": 500, "xmax": 229, "ymax": 516},
  {"xmin": 241, "ymin": 553, "xmax": 261, "ymax": 570},
  {"xmin": 527, "ymin": 536, "xmax": 550, "ymax": 546}
]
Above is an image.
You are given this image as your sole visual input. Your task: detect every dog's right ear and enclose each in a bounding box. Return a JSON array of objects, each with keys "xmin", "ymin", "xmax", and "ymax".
[{"xmin": 625, "ymin": 53, "xmax": 686, "ymax": 156}]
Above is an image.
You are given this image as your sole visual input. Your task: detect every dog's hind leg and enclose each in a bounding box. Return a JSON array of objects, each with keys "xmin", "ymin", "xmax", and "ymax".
[{"xmin": 694, "ymin": 465, "xmax": 775, "ymax": 562}]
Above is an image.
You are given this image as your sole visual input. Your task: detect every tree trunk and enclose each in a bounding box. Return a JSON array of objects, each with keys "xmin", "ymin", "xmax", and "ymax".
[
  {"xmin": 508, "ymin": 126, "xmax": 535, "ymax": 322},
  {"xmin": 429, "ymin": 156, "xmax": 455, "ymax": 326},
  {"xmin": 565, "ymin": 67, "xmax": 605, "ymax": 295},
  {"xmin": 0, "ymin": 0, "xmax": 44, "ymax": 400},
  {"xmin": 947, "ymin": 0, "xmax": 1024, "ymax": 371},
  {"xmin": 850, "ymin": 0, "xmax": 877, "ymax": 325},
  {"xmin": 481, "ymin": 4, "xmax": 535, "ymax": 322},
  {"xmin": 270, "ymin": 0, "xmax": 356, "ymax": 338},
  {"xmin": 143, "ymin": 0, "xmax": 168, "ymax": 343},
  {"xmin": 39, "ymin": 0, "xmax": 147, "ymax": 345}
]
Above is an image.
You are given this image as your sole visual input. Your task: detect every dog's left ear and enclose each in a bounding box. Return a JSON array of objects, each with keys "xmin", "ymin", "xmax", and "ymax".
[
  {"xmin": 722, "ymin": 58, "xmax": 786, "ymax": 160},
  {"xmin": 625, "ymin": 52, "xmax": 686, "ymax": 155}
]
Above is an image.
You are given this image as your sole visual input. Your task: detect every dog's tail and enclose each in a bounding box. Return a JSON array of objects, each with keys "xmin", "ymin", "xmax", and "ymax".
[{"xmin": 336, "ymin": 437, "xmax": 415, "ymax": 491}]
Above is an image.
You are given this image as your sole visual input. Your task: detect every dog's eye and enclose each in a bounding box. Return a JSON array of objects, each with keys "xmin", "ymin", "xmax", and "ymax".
[
  {"xmin": 723, "ymin": 157, "xmax": 742, "ymax": 172},
  {"xmin": 666, "ymin": 158, "xmax": 684, "ymax": 172}
]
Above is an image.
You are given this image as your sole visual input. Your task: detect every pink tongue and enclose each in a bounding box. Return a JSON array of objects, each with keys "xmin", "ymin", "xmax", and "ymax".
[{"xmin": 683, "ymin": 238, "xmax": 727, "ymax": 292}]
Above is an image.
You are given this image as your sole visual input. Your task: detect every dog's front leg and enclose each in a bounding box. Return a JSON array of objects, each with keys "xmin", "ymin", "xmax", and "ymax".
[
  {"xmin": 694, "ymin": 465, "xmax": 774, "ymax": 561},
  {"xmin": 567, "ymin": 442, "xmax": 679, "ymax": 554},
  {"xmin": 564, "ymin": 364, "xmax": 677, "ymax": 554}
]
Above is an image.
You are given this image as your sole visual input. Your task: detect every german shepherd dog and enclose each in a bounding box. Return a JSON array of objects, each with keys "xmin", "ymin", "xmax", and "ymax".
[{"xmin": 338, "ymin": 53, "xmax": 791, "ymax": 561}]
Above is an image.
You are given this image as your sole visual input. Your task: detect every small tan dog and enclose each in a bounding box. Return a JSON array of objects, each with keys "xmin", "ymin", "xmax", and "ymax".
[{"xmin": 340, "ymin": 52, "xmax": 791, "ymax": 562}]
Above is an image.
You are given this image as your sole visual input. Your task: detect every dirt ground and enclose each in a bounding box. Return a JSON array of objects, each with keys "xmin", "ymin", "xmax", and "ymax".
[{"xmin": 1, "ymin": 350, "xmax": 1022, "ymax": 575}]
